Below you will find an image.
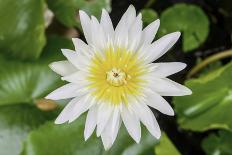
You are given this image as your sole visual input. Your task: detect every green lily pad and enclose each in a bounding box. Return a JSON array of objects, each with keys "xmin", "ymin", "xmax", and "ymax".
[
  {"xmin": 21, "ymin": 114, "xmax": 158, "ymax": 155},
  {"xmin": 202, "ymin": 130, "xmax": 232, "ymax": 155},
  {"xmin": 46, "ymin": 0, "xmax": 111, "ymax": 28},
  {"xmin": 0, "ymin": 0, "xmax": 46, "ymax": 59},
  {"xmin": 46, "ymin": 0, "xmax": 79, "ymax": 27},
  {"xmin": 141, "ymin": 9, "xmax": 158, "ymax": 26},
  {"xmin": 174, "ymin": 61, "xmax": 232, "ymax": 131},
  {"xmin": 0, "ymin": 36, "xmax": 73, "ymax": 106},
  {"xmin": 159, "ymin": 3, "xmax": 209, "ymax": 52},
  {"xmin": 0, "ymin": 104, "xmax": 57, "ymax": 155},
  {"xmin": 155, "ymin": 133, "xmax": 180, "ymax": 155}
]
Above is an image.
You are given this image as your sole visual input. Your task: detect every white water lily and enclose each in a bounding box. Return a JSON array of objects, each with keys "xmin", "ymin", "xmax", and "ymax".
[{"xmin": 46, "ymin": 5, "xmax": 192, "ymax": 150}]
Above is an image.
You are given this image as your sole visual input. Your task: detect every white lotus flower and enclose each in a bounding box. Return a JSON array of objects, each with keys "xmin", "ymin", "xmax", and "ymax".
[{"xmin": 46, "ymin": 5, "xmax": 192, "ymax": 150}]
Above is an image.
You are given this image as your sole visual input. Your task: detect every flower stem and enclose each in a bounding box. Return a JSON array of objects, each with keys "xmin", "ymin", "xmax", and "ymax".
[{"xmin": 187, "ymin": 49, "xmax": 232, "ymax": 78}]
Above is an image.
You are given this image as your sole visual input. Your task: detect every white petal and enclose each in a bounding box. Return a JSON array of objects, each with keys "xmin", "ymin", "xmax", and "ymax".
[
  {"xmin": 72, "ymin": 38, "xmax": 92, "ymax": 57},
  {"xmin": 101, "ymin": 127, "xmax": 113, "ymax": 150},
  {"xmin": 91, "ymin": 16, "xmax": 107, "ymax": 50},
  {"xmin": 128, "ymin": 14, "xmax": 143, "ymax": 51},
  {"xmin": 147, "ymin": 62, "xmax": 186, "ymax": 77},
  {"xmin": 49, "ymin": 60, "xmax": 77, "ymax": 76},
  {"xmin": 145, "ymin": 77, "xmax": 192, "ymax": 96},
  {"xmin": 79, "ymin": 10, "xmax": 92, "ymax": 44},
  {"xmin": 141, "ymin": 19, "xmax": 160, "ymax": 45},
  {"xmin": 84, "ymin": 105, "xmax": 98, "ymax": 140},
  {"xmin": 100, "ymin": 9, "xmax": 114, "ymax": 41},
  {"xmin": 159, "ymin": 78, "xmax": 192, "ymax": 96},
  {"xmin": 114, "ymin": 5, "xmax": 136, "ymax": 48},
  {"xmin": 68, "ymin": 95, "xmax": 94, "ymax": 123},
  {"xmin": 54, "ymin": 99, "xmax": 76, "ymax": 124},
  {"xmin": 145, "ymin": 90, "xmax": 174, "ymax": 116},
  {"xmin": 100, "ymin": 106, "xmax": 121, "ymax": 150},
  {"xmin": 123, "ymin": 5, "xmax": 136, "ymax": 27},
  {"xmin": 61, "ymin": 71, "xmax": 88, "ymax": 84},
  {"xmin": 45, "ymin": 83, "xmax": 85, "ymax": 100},
  {"xmin": 96, "ymin": 103, "xmax": 113, "ymax": 136},
  {"xmin": 132, "ymin": 101, "xmax": 161, "ymax": 139},
  {"xmin": 61, "ymin": 49, "xmax": 90, "ymax": 71},
  {"xmin": 143, "ymin": 32, "xmax": 181, "ymax": 63},
  {"xmin": 146, "ymin": 78, "xmax": 182, "ymax": 94},
  {"xmin": 111, "ymin": 107, "xmax": 121, "ymax": 143},
  {"xmin": 121, "ymin": 104, "xmax": 141, "ymax": 143}
]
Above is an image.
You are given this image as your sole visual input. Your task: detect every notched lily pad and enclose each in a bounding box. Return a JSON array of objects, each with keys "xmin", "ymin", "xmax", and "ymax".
[
  {"xmin": 159, "ymin": 3, "xmax": 209, "ymax": 52},
  {"xmin": 141, "ymin": 9, "xmax": 158, "ymax": 26}
]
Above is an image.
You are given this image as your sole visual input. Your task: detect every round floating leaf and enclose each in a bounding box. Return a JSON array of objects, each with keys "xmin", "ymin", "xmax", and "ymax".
[
  {"xmin": 46, "ymin": 0, "xmax": 79, "ymax": 27},
  {"xmin": 0, "ymin": 36, "xmax": 73, "ymax": 106},
  {"xmin": 155, "ymin": 133, "xmax": 180, "ymax": 155},
  {"xmin": 159, "ymin": 3, "xmax": 209, "ymax": 52},
  {"xmin": 174, "ymin": 62, "xmax": 232, "ymax": 131},
  {"xmin": 202, "ymin": 130, "xmax": 232, "ymax": 155},
  {"xmin": 141, "ymin": 9, "xmax": 158, "ymax": 26},
  {"xmin": 75, "ymin": 0, "xmax": 111, "ymax": 19},
  {"xmin": 46, "ymin": 0, "xmax": 111, "ymax": 28},
  {"xmin": 0, "ymin": 104, "xmax": 57, "ymax": 155},
  {"xmin": 21, "ymin": 114, "xmax": 158, "ymax": 155},
  {"xmin": 0, "ymin": 0, "xmax": 46, "ymax": 59}
]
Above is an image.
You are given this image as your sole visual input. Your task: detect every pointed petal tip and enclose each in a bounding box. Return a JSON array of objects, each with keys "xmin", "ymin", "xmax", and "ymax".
[
  {"xmin": 185, "ymin": 88, "xmax": 193, "ymax": 95},
  {"xmin": 54, "ymin": 117, "xmax": 66, "ymax": 124},
  {"xmin": 156, "ymin": 132, "xmax": 161, "ymax": 139},
  {"xmin": 102, "ymin": 8, "xmax": 107, "ymax": 14},
  {"xmin": 181, "ymin": 62, "xmax": 187, "ymax": 69},
  {"xmin": 45, "ymin": 93, "xmax": 54, "ymax": 100},
  {"xmin": 134, "ymin": 137, "xmax": 140, "ymax": 144},
  {"xmin": 79, "ymin": 10, "xmax": 86, "ymax": 16},
  {"xmin": 84, "ymin": 134, "xmax": 90, "ymax": 141},
  {"xmin": 167, "ymin": 109, "xmax": 175, "ymax": 116},
  {"xmin": 173, "ymin": 31, "xmax": 181, "ymax": 38},
  {"xmin": 44, "ymin": 95, "xmax": 49, "ymax": 100},
  {"xmin": 154, "ymin": 19, "xmax": 160, "ymax": 26},
  {"xmin": 128, "ymin": 4, "xmax": 135, "ymax": 9}
]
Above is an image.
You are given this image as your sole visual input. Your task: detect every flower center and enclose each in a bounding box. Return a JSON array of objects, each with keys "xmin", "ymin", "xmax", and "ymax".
[{"xmin": 106, "ymin": 67, "xmax": 127, "ymax": 87}]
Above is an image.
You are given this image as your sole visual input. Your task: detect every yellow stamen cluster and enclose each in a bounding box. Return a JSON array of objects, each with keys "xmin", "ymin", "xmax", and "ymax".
[{"xmin": 87, "ymin": 47, "xmax": 147, "ymax": 105}]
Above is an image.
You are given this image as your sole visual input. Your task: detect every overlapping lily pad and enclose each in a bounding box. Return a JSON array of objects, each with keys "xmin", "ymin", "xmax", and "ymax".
[{"xmin": 174, "ymin": 61, "xmax": 232, "ymax": 131}]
